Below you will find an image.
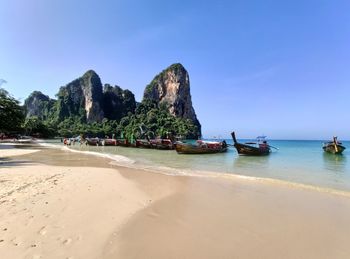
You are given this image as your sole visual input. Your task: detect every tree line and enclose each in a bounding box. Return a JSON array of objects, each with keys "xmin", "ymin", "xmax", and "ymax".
[{"xmin": 0, "ymin": 88, "xmax": 200, "ymax": 140}]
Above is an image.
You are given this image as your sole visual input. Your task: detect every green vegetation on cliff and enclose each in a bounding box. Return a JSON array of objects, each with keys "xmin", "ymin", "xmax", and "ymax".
[
  {"xmin": 116, "ymin": 100, "xmax": 200, "ymax": 140},
  {"xmin": 103, "ymin": 84, "xmax": 136, "ymax": 121}
]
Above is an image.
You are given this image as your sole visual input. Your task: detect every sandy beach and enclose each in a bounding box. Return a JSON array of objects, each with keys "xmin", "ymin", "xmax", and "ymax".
[{"xmin": 1, "ymin": 144, "xmax": 350, "ymax": 259}]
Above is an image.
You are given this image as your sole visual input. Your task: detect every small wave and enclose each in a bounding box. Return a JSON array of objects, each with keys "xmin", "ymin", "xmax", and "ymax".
[
  {"xmin": 130, "ymin": 163, "xmax": 350, "ymax": 197},
  {"xmin": 62, "ymin": 147, "xmax": 135, "ymax": 165},
  {"xmin": 37, "ymin": 142, "xmax": 61, "ymax": 149},
  {"xmin": 37, "ymin": 142, "xmax": 135, "ymax": 165}
]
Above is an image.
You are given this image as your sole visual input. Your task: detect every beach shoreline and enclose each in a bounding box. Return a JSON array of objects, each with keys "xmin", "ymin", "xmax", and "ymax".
[
  {"xmin": 34, "ymin": 141, "xmax": 350, "ymax": 198},
  {"xmin": 1, "ymin": 143, "xmax": 350, "ymax": 258}
]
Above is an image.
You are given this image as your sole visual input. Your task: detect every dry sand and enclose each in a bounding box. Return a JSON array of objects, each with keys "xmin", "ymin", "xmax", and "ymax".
[
  {"xmin": 0, "ymin": 147, "xmax": 152, "ymax": 259},
  {"xmin": 1, "ymin": 144, "xmax": 350, "ymax": 259}
]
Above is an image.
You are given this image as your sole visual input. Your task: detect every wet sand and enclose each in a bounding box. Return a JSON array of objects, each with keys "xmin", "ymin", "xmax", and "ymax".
[
  {"xmin": 1, "ymin": 144, "xmax": 350, "ymax": 258},
  {"xmin": 105, "ymin": 176, "xmax": 350, "ymax": 259}
]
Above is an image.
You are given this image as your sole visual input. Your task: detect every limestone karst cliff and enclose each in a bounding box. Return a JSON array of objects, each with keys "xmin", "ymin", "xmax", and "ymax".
[
  {"xmin": 56, "ymin": 70, "xmax": 104, "ymax": 122},
  {"xmin": 24, "ymin": 91, "xmax": 56, "ymax": 120},
  {"xmin": 143, "ymin": 63, "xmax": 201, "ymax": 134}
]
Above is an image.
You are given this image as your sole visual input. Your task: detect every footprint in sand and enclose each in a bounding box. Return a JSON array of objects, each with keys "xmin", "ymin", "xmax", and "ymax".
[
  {"xmin": 11, "ymin": 238, "xmax": 20, "ymax": 246},
  {"xmin": 25, "ymin": 216, "xmax": 34, "ymax": 226},
  {"xmin": 62, "ymin": 238, "xmax": 72, "ymax": 245},
  {"xmin": 42, "ymin": 213, "xmax": 51, "ymax": 218},
  {"xmin": 39, "ymin": 226, "xmax": 47, "ymax": 235}
]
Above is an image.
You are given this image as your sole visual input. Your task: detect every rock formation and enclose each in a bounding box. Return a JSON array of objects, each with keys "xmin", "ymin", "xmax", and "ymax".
[
  {"xmin": 103, "ymin": 84, "xmax": 136, "ymax": 121},
  {"xmin": 56, "ymin": 70, "xmax": 104, "ymax": 122},
  {"xmin": 143, "ymin": 63, "xmax": 201, "ymax": 134},
  {"xmin": 23, "ymin": 64, "xmax": 202, "ymax": 139},
  {"xmin": 24, "ymin": 91, "xmax": 56, "ymax": 120}
]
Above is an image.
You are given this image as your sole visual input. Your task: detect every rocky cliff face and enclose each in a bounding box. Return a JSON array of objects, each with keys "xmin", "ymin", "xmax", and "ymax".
[
  {"xmin": 103, "ymin": 84, "xmax": 136, "ymax": 121},
  {"xmin": 24, "ymin": 91, "xmax": 56, "ymax": 120},
  {"xmin": 143, "ymin": 63, "xmax": 201, "ymax": 134},
  {"xmin": 56, "ymin": 70, "xmax": 104, "ymax": 122}
]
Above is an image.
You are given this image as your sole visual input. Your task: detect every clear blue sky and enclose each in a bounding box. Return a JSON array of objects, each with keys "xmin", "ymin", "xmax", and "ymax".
[{"xmin": 1, "ymin": 0, "xmax": 349, "ymax": 140}]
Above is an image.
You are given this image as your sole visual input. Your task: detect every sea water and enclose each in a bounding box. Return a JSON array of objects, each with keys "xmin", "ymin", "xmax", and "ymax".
[{"xmin": 42, "ymin": 139, "xmax": 350, "ymax": 192}]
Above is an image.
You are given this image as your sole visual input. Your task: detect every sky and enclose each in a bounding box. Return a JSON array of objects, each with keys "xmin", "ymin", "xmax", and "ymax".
[{"xmin": 0, "ymin": 0, "xmax": 349, "ymax": 140}]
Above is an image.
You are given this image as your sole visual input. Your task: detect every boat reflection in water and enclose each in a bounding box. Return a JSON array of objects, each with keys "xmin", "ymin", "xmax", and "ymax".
[{"xmin": 323, "ymin": 153, "xmax": 347, "ymax": 173}]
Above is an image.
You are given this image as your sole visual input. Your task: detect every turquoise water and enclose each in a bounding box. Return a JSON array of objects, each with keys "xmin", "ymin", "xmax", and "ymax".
[{"xmin": 43, "ymin": 139, "xmax": 350, "ymax": 192}]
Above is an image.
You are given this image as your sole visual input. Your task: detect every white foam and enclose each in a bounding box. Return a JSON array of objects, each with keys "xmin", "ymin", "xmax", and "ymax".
[
  {"xmin": 63, "ymin": 147, "xmax": 135, "ymax": 165},
  {"xmin": 37, "ymin": 142, "xmax": 61, "ymax": 149},
  {"xmin": 37, "ymin": 141, "xmax": 135, "ymax": 165},
  {"xmin": 131, "ymin": 163, "xmax": 350, "ymax": 197}
]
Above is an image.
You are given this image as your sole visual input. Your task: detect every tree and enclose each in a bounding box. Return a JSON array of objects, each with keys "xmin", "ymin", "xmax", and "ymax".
[
  {"xmin": 23, "ymin": 116, "xmax": 55, "ymax": 137},
  {"xmin": 0, "ymin": 88, "xmax": 25, "ymax": 132}
]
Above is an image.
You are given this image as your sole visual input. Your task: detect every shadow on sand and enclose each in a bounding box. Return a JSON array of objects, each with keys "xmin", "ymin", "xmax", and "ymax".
[{"xmin": 0, "ymin": 157, "xmax": 35, "ymax": 168}]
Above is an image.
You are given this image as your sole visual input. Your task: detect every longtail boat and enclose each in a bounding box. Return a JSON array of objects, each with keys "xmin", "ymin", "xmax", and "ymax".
[
  {"xmin": 323, "ymin": 137, "xmax": 346, "ymax": 154},
  {"xmin": 85, "ymin": 138, "xmax": 102, "ymax": 146},
  {"xmin": 101, "ymin": 139, "xmax": 117, "ymax": 146},
  {"xmin": 150, "ymin": 139, "xmax": 174, "ymax": 150},
  {"xmin": 175, "ymin": 140, "xmax": 227, "ymax": 154},
  {"xmin": 136, "ymin": 139, "xmax": 152, "ymax": 148},
  {"xmin": 231, "ymin": 132, "xmax": 271, "ymax": 156},
  {"xmin": 116, "ymin": 139, "xmax": 130, "ymax": 147}
]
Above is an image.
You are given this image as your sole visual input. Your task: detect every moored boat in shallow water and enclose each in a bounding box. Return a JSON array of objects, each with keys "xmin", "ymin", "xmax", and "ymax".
[
  {"xmin": 323, "ymin": 137, "xmax": 346, "ymax": 154},
  {"xmin": 102, "ymin": 139, "xmax": 117, "ymax": 146},
  {"xmin": 175, "ymin": 140, "xmax": 227, "ymax": 154},
  {"xmin": 231, "ymin": 132, "xmax": 272, "ymax": 156},
  {"xmin": 85, "ymin": 138, "xmax": 102, "ymax": 146},
  {"xmin": 150, "ymin": 139, "xmax": 174, "ymax": 150},
  {"xmin": 136, "ymin": 139, "xmax": 152, "ymax": 148},
  {"xmin": 116, "ymin": 138, "xmax": 132, "ymax": 147}
]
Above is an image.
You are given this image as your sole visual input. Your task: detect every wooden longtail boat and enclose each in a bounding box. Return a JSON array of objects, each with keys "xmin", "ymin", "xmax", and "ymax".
[
  {"xmin": 136, "ymin": 139, "xmax": 152, "ymax": 148},
  {"xmin": 115, "ymin": 139, "xmax": 147, "ymax": 148},
  {"xmin": 101, "ymin": 139, "xmax": 117, "ymax": 146},
  {"xmin": 231, "ymin": 132, "xmax": 271, "ymax": 156},
  {"xmin": 136, "ymin": 139, "xmax": 174, "ymax": 149},
  {"xmin": 116, "ymin": 139, "xmax": 130, "ymax": 147},
  {"xmin": 175, "ymin": 140, "xmax": 227, "ymax": 154},
  {"xmin": 85, "ymin": 138, "xmax": 102, "ymax": 146},
  {"xmin": 150, "ymin": 139, "xmax": 174, "ymax": 150},
  {"xmin": 323, "ymin": 137, "xmax": 346, "ymax": 154}
]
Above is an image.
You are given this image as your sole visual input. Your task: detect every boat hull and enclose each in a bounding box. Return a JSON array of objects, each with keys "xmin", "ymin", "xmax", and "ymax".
[
  {"xmin": 102, "ymin": 139, "xmax": 117, "ymax": 146},
  {"xmin": 175, "ymin": 142, "xmax": 227, "ymax": 154},
  {"xmin": 234, "ymin": 143, "xmax": 270, "ymax": 156},
  {"xmin": 150, "ymin": 139, "xmax": 174, "ymax": 150},
  {"xmin": 85, "ymin": 138, "xmax": 101, "ymax": 146},
  {"xmin": 231, "ymin": 132, "xmax": 271, "ymax": 156},
  {"xmin": 136, "ymin": 139, "xmax": 152, "ymax": 148},
  {"xmin": 116, "ymin": 139, "xmax": 130, "ymax": 147},
  {"xmin": 323, "ymin": 144, "xmax": 346, "ymax": 154}
]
